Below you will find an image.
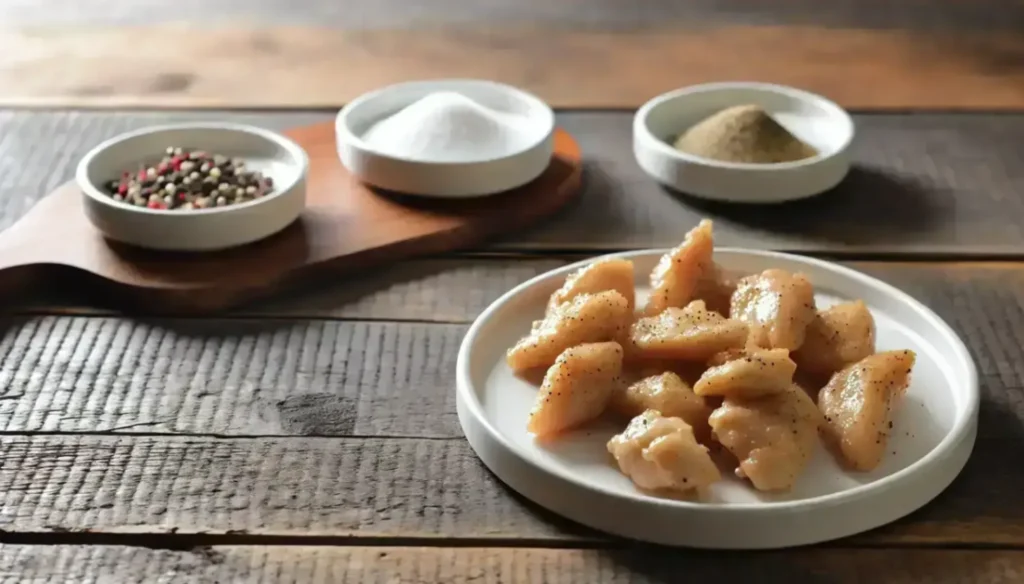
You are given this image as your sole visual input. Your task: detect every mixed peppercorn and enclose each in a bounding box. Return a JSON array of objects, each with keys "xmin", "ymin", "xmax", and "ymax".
[{"xmin": 103, "ymin": 147, "xmax": 275, "ymax": 210}]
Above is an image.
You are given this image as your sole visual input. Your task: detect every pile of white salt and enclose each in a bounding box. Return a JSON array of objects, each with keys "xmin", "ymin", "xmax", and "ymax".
[{"xmin": 360, "ymin": 91, "xmax": 535, "ymax": 163}]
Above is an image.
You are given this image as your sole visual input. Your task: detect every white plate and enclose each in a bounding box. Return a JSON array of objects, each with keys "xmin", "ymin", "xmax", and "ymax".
[
  {"xmin": 633, "ymin": 82, "xmax": 854, "ymax": 203},
  {"xmin": 456, "ymin": 248, "xmax": 978, "ymax": 549}
]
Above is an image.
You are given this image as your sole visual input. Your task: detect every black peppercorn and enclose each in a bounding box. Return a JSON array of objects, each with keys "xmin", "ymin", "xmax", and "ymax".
[{"xmin": 101, "ymin": 147, "xmax": 274, "ymax": 210}]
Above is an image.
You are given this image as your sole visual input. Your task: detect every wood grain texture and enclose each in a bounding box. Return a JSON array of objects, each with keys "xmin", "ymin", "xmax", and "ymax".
[
  {"xmin": 0, "ymin": 434, "xmax": 1020, "ymax": 545},
  {"xmin": 3, "ymin": 546, "xmax": 1023, "ymax": 584},
  {"xmin": 0, "ymin": 318, "xmax": 469, "ymax": 437},
  {"xmin": 0, "ymin": 263, "xmax": 1023, "ymax": 544},
  {"xmin": 3, "ymin": 0, "xmax": 1021, "ymax": 30},
  {"xmin": 0, "ymin": 125, "xmax": 581, "ymax": 314},
  {"xmin": 0, "ymin": 435, "xmax": 585, "ymax": 540},
  {"xmin": 1, "ymin": 111, "xmax": 1023, "ymax": 255},
  {"xmin": 1, "ymin": 26, "xmax": 1023, "ymax": 109},
  {"xmin": 0, "ymin": 262, "xmax": 1021, "ymax": 439}
]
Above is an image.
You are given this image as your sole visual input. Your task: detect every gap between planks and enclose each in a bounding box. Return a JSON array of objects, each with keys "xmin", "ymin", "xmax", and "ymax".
[
  {"xmin": 2, "ymin": 544, "xmax": 1022, "ymax": 584},
  {"xmin": 2, "ymin": 531, "xmax": 1024, "ymax": 552}
]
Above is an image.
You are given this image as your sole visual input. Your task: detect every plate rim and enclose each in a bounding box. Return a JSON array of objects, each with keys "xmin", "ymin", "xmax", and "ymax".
[{"xmin": 456, "ymin": 247, "xmax": 979, "ymax": 517}]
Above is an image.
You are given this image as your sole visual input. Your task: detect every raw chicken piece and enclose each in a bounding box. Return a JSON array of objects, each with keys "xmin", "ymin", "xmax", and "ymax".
[
  {"xmin": 793, "ymin": 301, "xmax": 876, "ymax": 379},
  {"xmin": 818, "ymin": 350, "xmax": 916, "ymax": 471},
  {"xmin": 507, "ymin": 291, "xmax": 631, "ymax": 372},
  {"xmin": 644, "ymin": 220, "xmax": 714, "ymax": 316},
  {"xmin": 547, "ymin": 258, "xmax": 636, "ymax": 314},
  {"xmin": 708, "ymin": 385, "xmax": 822, "ymax": 491},
  {"xmin": 628, "ymin": 300, "xmax": 748, "ymax": 362},
  {"xmin": 527, "ymin": 342, "xmax": 624, "ymax": 438},
  {"xmin": 693, "ymin": 262, "xmax": 738, "ymax": 317},
  {"xmin": 694, "ymin": 348, "xmax": 797, "ymax": 399},
  {"xmin": 607, "ymin": 409, "xmax": 721, "ymax": 492},
  {"xmin": 730, "ymin": 269, "xmax": 817, "ymax": 351},
  {"xmin": 612, "ymin": 372, "xmax": 713, "ymax": 442}
]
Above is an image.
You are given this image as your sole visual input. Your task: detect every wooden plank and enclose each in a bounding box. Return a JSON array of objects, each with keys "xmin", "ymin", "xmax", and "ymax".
[
  {"xmin": 1, "ymin": 111, "xmax": 1023, "ymax": 256},
  {"xmin": 0, "ymin": 318, "xmax": 471, "ymax": 437},
  {"xmin": 0, "ymin": 261, "xmax": 1022, "ymax": 439},
  {"xmin": 1, "ymin": 26, "xmax": 1023, "ymax": 109},
  {"xmin": 250, "ymin": 258, "xmax": 565, "ymax": 321},
  {"xmin": 0, "ymin": 434, "xmax": 1020, "ymax": 545},
  {"xmin": 4, "ymin": 0, "xmax": 1021, "ymax": 31},
  {"xmin": 2, "ymin": 545, "xmax": 1023, "ymax": 584},
  {"xmin": 0, "ymin": 435, "xmax": 585, "ymax": 540}
]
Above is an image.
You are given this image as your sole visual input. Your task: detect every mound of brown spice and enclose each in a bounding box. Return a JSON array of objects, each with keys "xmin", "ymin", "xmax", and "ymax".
[{"xmin": 672, "ymin": 104, "xmax": 818, "ymax": 164}]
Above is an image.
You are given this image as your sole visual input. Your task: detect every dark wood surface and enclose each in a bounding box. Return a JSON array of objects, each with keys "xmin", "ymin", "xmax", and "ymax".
[
  {"xmin": 0, "ymin": 261, "xmax": 1023, "ymax": 553},
  {"xmin": 0, "ymin": 111, "xmax": 1023, "ymax": 257},
  {"xmin": 2, "ymin": 1, "xmax": 1024, "ymax": 581},
  {"xmin": 2, "ymin": 136, "xmax": 1024, "ymax": 581},
  {"xmin": 2, "ymin": 546, "xmax": 1022, "ymax": 584}
]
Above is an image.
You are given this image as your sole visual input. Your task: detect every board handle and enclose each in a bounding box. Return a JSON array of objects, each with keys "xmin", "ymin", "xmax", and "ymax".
[{"xmin": 0, "ymin": 192, "xmax": 65, "ymax": 307}]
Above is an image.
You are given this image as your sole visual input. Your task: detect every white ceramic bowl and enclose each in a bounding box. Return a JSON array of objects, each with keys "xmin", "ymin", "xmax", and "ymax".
[
  {"xmin": 634, "ymin": 82, "xmax": 855, "ymax": 203},
  {"xmin": 336, "ymin": 79, "xmax": 555, "ymax": 198},
  {"xmin": 77, "ymin": 123, "xmax": 309, "ymax": 252},
  {"xmin": 457, "ymin": 248, "xmax": 978, "ymax": 549}
]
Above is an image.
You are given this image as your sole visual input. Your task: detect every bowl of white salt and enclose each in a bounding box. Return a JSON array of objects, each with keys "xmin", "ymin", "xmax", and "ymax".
[{"xmin": 336, "ymin": 79, "xmax": 555, "ymax": 198}]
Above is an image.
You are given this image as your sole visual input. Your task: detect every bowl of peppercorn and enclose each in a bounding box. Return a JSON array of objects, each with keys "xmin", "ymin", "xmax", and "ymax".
[{"xmin": 76, "ymin": 122, "xmax": 309, "ymax": 252}]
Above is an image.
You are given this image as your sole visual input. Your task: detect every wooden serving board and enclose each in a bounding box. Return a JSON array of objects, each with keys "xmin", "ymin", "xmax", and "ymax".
[{"xmin": 0, "ymin": 123, "xmax": 582, "ymax": 314}]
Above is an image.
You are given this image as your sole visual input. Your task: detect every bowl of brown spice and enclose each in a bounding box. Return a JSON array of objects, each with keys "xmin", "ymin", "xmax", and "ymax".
[
  {"xmin": 633, "ymin": 82, "xmax": 854, "ymax": 203},
  {"xmin": 76, "ymin": 122, "xmax": 309, "ymax": 252}
]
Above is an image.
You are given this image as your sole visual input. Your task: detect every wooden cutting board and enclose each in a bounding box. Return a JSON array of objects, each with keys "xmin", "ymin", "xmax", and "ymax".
[{"xmin": 0, "ymin": 123, "xmax": 583, "ymax": 314}]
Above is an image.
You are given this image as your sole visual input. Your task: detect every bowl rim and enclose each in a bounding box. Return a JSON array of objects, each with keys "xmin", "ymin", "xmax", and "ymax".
[
  {"xmin": 75, "ymin": 122, "xmax": 309, "ymax": 217},
  {"xmin": 634, "ymin": 81, "xmax": 856, "ymax": 171},
  {"xmin": 335, "ymin": 78, "xmax": 556, "ymax": 166}
]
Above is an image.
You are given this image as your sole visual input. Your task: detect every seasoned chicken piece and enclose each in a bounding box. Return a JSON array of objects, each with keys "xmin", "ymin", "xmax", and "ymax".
[
  {"xmin": 818, "ymin": 350, "xmax": 916, "ymax": 471},
  {"xmin": 507, "ymin": 291, "xmax": 631, "ymax": 372},
  {"xmin": 693, "ymin": 262, "xmax": 738, "ymax": 317},
  {"xmin": 694, "ymin": 348, "xmax": 797, "ymax": 399},
  {"xmin": 547, "ymin": 258, "xmax": 636, "ymax": 314},
  {"xmin": 708, "ymin": 385, "xmax": 822, "ymax": 491},
  {"xmin": 644, "ymin": 220, "xmax": 714, "ymax": 316},
  {"xmin": 608, "ymin": 409, "xmax": 721, "ymax": 492},
  {"xmin": 793, "ymin": 301, "xmax": 876, "ymax": 379},
  {"xmin": 612, "ymin": 372, "xmax": 713, "ymax": 442},
  {"xmin": 527, "ymin": 342, "xmax": 624, "ymax": 438},
  {"xmin": 628, "ymin": 300, "xmax": 748, "ymax": 362},
  {"xmin": 731, "ymin": 269, "xmax": 817, "ymax": 351}
]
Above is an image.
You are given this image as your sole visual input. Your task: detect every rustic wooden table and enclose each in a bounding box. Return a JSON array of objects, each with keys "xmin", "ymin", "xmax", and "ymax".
[{"xmin": 1, "ymin": 1, "xmax": 1024, "ymax": 582}]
